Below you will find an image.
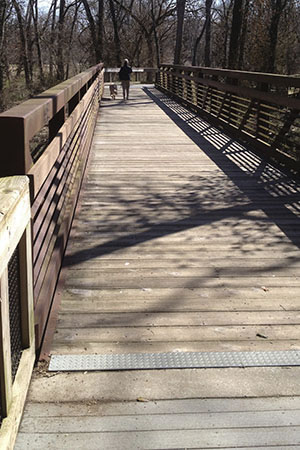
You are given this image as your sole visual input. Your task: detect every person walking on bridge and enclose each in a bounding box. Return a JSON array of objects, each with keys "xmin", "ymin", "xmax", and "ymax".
[{"xmin": 119, "ymin": 59, "xmax": 132, "ymax": 100}]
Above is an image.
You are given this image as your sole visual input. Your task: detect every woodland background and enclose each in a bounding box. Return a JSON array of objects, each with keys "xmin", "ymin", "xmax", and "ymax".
[{"xmin": 0, "ymin": 0, "xmax": 299, "ymax": 111}]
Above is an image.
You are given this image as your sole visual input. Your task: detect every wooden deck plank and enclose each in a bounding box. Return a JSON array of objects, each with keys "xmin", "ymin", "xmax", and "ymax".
[
  {"xmin": 15, "ymin": 428, "xmax": 300, "ymax": 449},
  {"xmin": 52, "ymin": 324, "xmax": 300, "ymax": 343},
  {"xmin": 19, "ymin": 409, "xmax": 300, "ymax": 432},
  {"xmin": 21, "ymin": 397, "xmax": 300, "ymax": 416},
  {"xmin": 51, "ymin": 340, "xmax": 300, "ymax": 354},
  {"xmin": 56, "ymin": 311, "xmax": 300, "ymax": 327}
]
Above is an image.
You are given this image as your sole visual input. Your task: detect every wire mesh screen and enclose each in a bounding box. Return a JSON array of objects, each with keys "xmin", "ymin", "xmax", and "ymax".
[
  {"xmin": 8, "ymin": 247, "xmax": 23, "ymax": 381},
  {"xmin": 0, "ymin": 281, "xmax": 2, "ymax": 425}
]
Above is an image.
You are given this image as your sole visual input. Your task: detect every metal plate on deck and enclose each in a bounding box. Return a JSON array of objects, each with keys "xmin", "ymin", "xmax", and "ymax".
[{"xmin": 49, "ymin": 350, "xmax": 300, "ymax": 372}]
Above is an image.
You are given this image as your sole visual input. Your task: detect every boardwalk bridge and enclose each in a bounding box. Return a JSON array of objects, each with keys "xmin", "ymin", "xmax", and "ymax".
[{"xmin": 0, "ymin": 64, "xmax": 300, "ymax": 448}]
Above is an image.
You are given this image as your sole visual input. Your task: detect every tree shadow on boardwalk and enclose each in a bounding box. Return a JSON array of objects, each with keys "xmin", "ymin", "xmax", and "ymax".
[
  {"xmin": 143, "ymin": 87, "xmax": 300, "ymax": 250},
  {"xmin": 55, "ymin": 86, "xmax": 300, "ymax": 344},
  {"xmin": 63, "ymin": 86, "xmax": 300, "ymax": 282}
]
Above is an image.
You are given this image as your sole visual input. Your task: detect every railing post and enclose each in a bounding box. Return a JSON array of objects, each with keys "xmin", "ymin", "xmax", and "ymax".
[
  {"xmin": 49, "ymin": 106, "xmax": 66, "ymax": 142},
  {"xmin": 0, "ymin": 268, "xmax": 13, "ymax": 417},
  {"xmin": 191, "ymin": 70, "xmax": 197, "ymax": 106},
  {"xmin": 0, "ymin": 118, "xmax": 32, "ymax": 177},
  {"xmin": 19, "ymin": 226, "xmax": 35, "ymax": 349},
  {"xmin": 182, "ymin": 69, "xmax": 187, "ymax": 100}
]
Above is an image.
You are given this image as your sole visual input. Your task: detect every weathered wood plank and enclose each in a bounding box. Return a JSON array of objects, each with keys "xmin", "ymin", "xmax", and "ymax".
[
  {"xmin": 53, "ymin": 324, "xmax": 300, "ymax": 344},
  {"xmin": 56, "ymin": 311, "xmax": 300, "ymax": 328},
  {"xmin": 19, "ymin": 409, "xmax": 300, "ymax": 432},
  {"xmin": 21, "ymin": 396, "xmax": 300, "ymax": 416},
  {"xmin": 50, "ymin": 339, "xmax": 300, "ymax": 354},
  {"xmin": 63, "ymin": 276, "xmax": 300, "ymax": 289},
  {"xmin": 60, "ymin": 287, "xmax": 300, "ymax": 311},
  {"xmin": 14, "ymin": 427, "xmax": 300, "ymax": 449}
]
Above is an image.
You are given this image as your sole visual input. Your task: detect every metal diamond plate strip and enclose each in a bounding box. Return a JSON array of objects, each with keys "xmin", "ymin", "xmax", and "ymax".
[{"xmin": 48, "ymin": 350, "xmax": 300, "ymax": 372}]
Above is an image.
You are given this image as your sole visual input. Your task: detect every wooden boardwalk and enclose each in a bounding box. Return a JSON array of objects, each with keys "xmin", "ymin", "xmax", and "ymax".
[{"xmin": 15, "ymin": 86, "xmax": 300, "ymax": 449}]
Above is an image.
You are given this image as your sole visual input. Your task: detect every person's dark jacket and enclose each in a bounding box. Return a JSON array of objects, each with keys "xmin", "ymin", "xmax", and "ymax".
[{"xmin": 119, "ymin": 65, "xmax": 132, "ymax": 81}]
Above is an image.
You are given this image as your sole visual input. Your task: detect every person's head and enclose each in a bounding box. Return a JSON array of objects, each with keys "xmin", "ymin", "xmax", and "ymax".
[{"xmin": 123, "ymin": 58, "xmax": 129, "ymax": 67}]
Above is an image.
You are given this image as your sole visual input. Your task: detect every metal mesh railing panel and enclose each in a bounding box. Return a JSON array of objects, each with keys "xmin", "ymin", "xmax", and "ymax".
[{"xmin": 8, "ymin": 247, "xmax": 23, "ymax": 381}]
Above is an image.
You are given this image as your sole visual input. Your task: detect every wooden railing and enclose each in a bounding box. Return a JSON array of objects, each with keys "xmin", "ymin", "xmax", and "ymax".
[
  {"xmin": 0, "ymin": 63, "xmax": 105, "ymax": 348},
  {"xmin": 0, "ymin": 176, "xmax": 35, "ymax": 449},
  {"xmin": 156, "ymin": 65, "xmax": 300, "ymax": 171},
  {"xmin": 105, "ymin": 67, "xmax": 157, "ymax": 83}
]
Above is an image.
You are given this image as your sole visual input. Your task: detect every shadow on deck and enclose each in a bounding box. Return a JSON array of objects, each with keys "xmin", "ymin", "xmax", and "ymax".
[{"xmin": 15, "ymin": 85, "xmax": 300, "ymax": 449}]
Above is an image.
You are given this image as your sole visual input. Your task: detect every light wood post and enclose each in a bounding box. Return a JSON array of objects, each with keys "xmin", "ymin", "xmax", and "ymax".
[{"xmin": 0, "ymin": 269, "xmax": 13, "ymax": 417}]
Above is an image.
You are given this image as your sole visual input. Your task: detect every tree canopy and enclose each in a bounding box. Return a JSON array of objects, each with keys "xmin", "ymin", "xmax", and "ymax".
[{"xmin": 0, "ymin": 0, "xmax": 299, "ymax": 110}]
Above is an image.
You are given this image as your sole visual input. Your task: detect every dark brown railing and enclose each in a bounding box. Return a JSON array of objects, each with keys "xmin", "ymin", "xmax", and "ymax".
[
  {"xmin": 0, "ymin": 63, "xmax": 104, "ymax": 348},
  {"xmin": 156, "ymin": 65, "xmax": 300, "ymax": 171}
]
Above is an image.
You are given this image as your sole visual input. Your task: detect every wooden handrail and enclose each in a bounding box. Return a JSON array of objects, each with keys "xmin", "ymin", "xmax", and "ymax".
[
  {"xmin": 0, "ymin": 64, "xmax": 105, "ymax": 347},
  {"xmin": 0, "ymin": 64, "xmax": 103, "ymax": 176},
  {"xmin": 105, "ymin": 67, "xmax": 157, "ymax": 83},
  {"xmin": 156, "ymin": 65, "xmax": 300, "ymax": 171},
  {"xmin": 159, "ymin": 64, "xmax": 300, "ymax": 87}
]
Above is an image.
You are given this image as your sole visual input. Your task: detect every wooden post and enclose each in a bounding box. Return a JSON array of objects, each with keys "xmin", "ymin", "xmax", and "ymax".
[
  {"xmin": 0, "ymin": 269, "xmax": 13, "ymax": 417},
  {"xmin": 18, "ymin": 226, "xmax": 34, "ymax": 349},
  {"xmin": 0, "ymin": 118, "xmax": 32, "ymax": 177},
  {"xmin": 49, "ymin": 106, "xmax": 66, "ymax": 142}
]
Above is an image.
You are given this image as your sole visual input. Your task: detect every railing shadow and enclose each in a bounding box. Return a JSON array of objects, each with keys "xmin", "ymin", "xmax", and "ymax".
[
  {"xmin": 55, "ymin": 85, "xmax": 300, "ymax": 336},
  {"xmin": 143, "ymin": 87, "xmax": 300, "ymax": 251}
]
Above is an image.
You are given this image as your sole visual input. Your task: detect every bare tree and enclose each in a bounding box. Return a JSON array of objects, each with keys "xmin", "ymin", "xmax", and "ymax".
[
  {"xmin": 49, "ymin": 0, "xmax": 57, "ymax": 79},
  {"xmin": 192, "ymin": 19, "xmax": 206, "ymax": 66},
  {"xmin": 12, "ymin": 0, "xmax": 31, "ymax": 87},
  {"xmin": 30, "ymin": 0, "xmax": 44, "ymax": 84},
  {"xmin": 238, "ymin": 0, "xmax": 249, "ymax": 69},
  {"xmin": 82, "ymin": 0, "xmax": 104, "ymax": 63},
  {"xmin": 228, "ymin": 0, "xmax": 243, "ymax": 69},
  {"xmin": 204, "ymin": 0, "xmax": 213, "ymax": 66},
  {"xmin": 0, "ymin": 0, "xmax": 7, "ymax": 100},
  {"xmin": 56, "ymin": 0, "xmax": 65, "ymax": 79},
  {"xmin": 108, "ymin": 0, "xmax": 121, "ymax": 66},
  {"xmin": 173, "ymin": 0, "xmax": 186, "ymax": 64},
  {"xmin": 267, "ymin": 0, "xmax": 288, "ymax": 72}
]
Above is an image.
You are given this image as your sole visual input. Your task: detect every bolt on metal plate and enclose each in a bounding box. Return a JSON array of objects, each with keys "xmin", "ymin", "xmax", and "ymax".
[{"xmin": 48, "ymin": 350, "xmax": 300, "ymax": 372}]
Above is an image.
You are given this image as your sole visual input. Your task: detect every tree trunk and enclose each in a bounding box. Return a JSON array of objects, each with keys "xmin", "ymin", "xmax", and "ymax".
[
  {"xmin": 221, "ymin": 0, "xmax": 233, "ymax": 68},
  {"xmin": 96, "ymin": 0, "xmax": 104, "ymax": 62},
  {"xmin": 204, "ymin": 0, "xmax": 213, "ymax": 66},
  {"xmin": 267, "ymin": 0, "xmax": 287, "ymax": 73},
  {"xmin": 65, "ymin": 2, "xmax": 79, "ymax": 79},
  {"xmin": 192, "ymin": 20, "xmax": 206, "ymax": 66},
  {"xmin": 25, "ymin": 0, "xmax": 34, "ymax": 81},
  {"xmin": 238, "ymin": 0, "xmax": 249, "ymax": 69},
  {"xmin": 228, "ymin": 0, "xmax": 243, "ymax": 69},
  {"xmin": 173, "ymin": 0, "xmax": 186, "ymax": 64},
  {"xmin": 57, "ymin": 0, "xmax": 65, "ymax": 80},
  {"xmin": 0, "ymin": 0, "xmax": 7, "ymax": 100},
  {"xmin": 49, "ymin": 0, "xmax": 57, "ymax": 79},
  {"xmin": 12, "ymin": 0, "xmax": 31, "ymax": 88},
  {"xmin": 82, "ymin": 0, "xmax": 99, "ymax": 64},
  {"xmin": 146, "ymin": 33, "xmax": 154, "ymax": 67},
  {"xmin": 151, "ymin": 0, "xmax": 160, "ymax": 67},
  {"xmin": 31, "ymin": 0, "xmax": 44, "ymax": 84},
  {"xmin": 109, "ymin": 0, "xmax": 121, "ymax": 66}
]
